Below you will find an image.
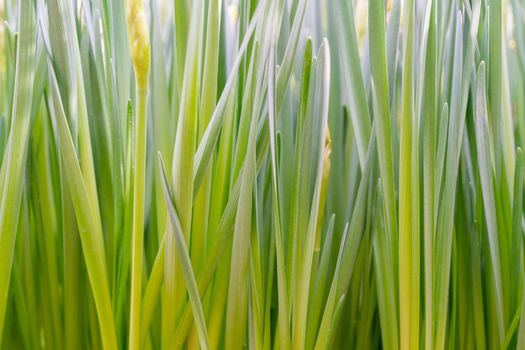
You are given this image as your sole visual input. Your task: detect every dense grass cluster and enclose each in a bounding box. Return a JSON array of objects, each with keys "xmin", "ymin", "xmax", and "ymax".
[{"xmin": 0, "ymin": 0, "xmax": 524, "ymax": 348}]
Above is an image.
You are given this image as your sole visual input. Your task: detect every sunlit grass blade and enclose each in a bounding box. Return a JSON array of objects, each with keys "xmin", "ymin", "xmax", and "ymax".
[
  {"xmin": 0, "ymin": 0, "xmax": 36, "ymax": 341},
  {"xmin": 47, "ymin": 64, "xmax": 118, "ymax": 350},
  {"xmin": 434, "ymin": 12, "xmax": 465, "ymax": 350},
  {"xmin": 125, "ymin": 0, "xmax": 150, "ymax": 347},
  {"xmin": 158, "ymin": 154, "xmax": 209, "ymax": 350},
  {"xmin": 267, "ymin": 32, "xmax": 291, "ymax": 350},
  {"xmin": 369, "ymin": 0, "xmax": 398, "ymax": 267},
  {"xmin": 474, "ymin": 61, "xmax": 505, "ymax": 344},
  {"xmin": 293, "ymin": 39, "xmax": 330, "ymax": 350}
]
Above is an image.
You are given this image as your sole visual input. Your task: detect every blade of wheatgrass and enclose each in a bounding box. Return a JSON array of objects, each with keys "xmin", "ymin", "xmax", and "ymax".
[
  {"xmin": 249, "ymin": 182, "xmax": 265, "ymax": 349},
  {"xmin": 139, "ymin": 4, "xmax": 260, "ymax": 342},
  {"xmin": 314, "ymin": 223, "xmax": 349, "ymax": 350},
  {"xmin": 61, "ymin": 166, "xmax": 84, "ymax": 350},
  {"xmin": 355, "ymin": 236, "xmax": 378, "ymax": 349},
  {"xmin": 81, "ymin": 4, "xmax": 117, "ymax": 254},
  {"xmin": 474, "ymin": 61, "xmax": 505, "ymax": 344},
  {"xmin": 47, "ymin": 63, "xmax": 117, "ymax": 350},
  {"xmin": 223, "ymin": 33, "xmax": 261, "ymax": 347},
  {"xmin": 48, "ymin": 1, "xmax": 104, "ymax": 224},
  {"xmin": 368, "ymin": 0, "xmax": 398, "ymax": 267},
  {"xmin": 398, "ymin": 0, "xmax": 419, "ymax": 347},
  {"xmin": 32, "ymin": 101, "xmax": 62, "ymax": 348},
  {"xmin": 267, "ymin": 37, "xmax": 291, "ymax": 349},
  {"xmin": 193, "ymin": 1, "xmax": 262, "ymax": 195},
  {"xmin": 510, "ymin": 148, "xmax": 524, "ymax": 314},
  {"xmin": 294, "ymin": 39, "xmax": 330, "ymax": 350},
  {"xmin": 334, "ymin": 0, "xmax": 371, "ymax": 167},
  {"xmin": 206, "ymin": 4, "xmax": 270, "ymax": 344},
  {"xmin": 373, "ymin": 178, "xmax": 399, "ymax": 350},
  {"xmin": 469, "ymin": 191, "xmax": 487, "ymax": 350},
  {"xmin": 195, "ymin": 0, "xmax": 303, "ymax": 198},
  {"xmin": 168, "ymin": 172, "xmax": 243, "ymax": 348},
  {"xmin": 100, "ymin": 0, "xmax": 131, "ymax": 137},
  {"xmin": 171, "ymin": 0, "xmax": 201, "ymax": 252},
  {"xmin": 0, "ymin": 0, "xmax": 35, "ymax": 341},
  {"xmin": 331, "ymin": 124, "xmax": 377, "ymax": 348},
  {"xmin": 434, "ymin": 102, "xmax": 448, "ymax": 221},
  {"xmin": 262, "ymin": 186, "xmax": 276, "ymax": 350},
  {"xmin": 503, "ymin": 305, "xmax": 522, "ymax": 348},
  {"xmin": 288, "ymin": 39, "xmax": 316, "ymax": 322},
  {"xmin": 158, "ymin": 154, "xmax": 209, "ymax": 350},
  {"xmin": 150, "ymin": 0, "xmax": 173, "ymax": 246},
  {"xmin": 206, "ymin": 88, "xmax": 237, "ymax": 350},
  {"xmin": 488, "ymin": 0, "xmax": 503, "ymax": 182},
  {"xmin": 47, "ymin": 5, "xmax": 118, "ymax": 345},
  {"xmin": 275, "ymin": 0, "xmax": 309, "ymax": 109},
  {"xmin": 164, "ymin": 0, "xmax": 202, "ymax": 345},
  {"xmin": 433, "ymin": 12, "xmax": 464, "ymax": 350},
  {"xmin": 191, "ymin": 0, "xmax": 222, "ymax": 279},
  {"xmin": 230, "ymin": 37, "xmax": 263, "ymax": 182},
  {"xmin": 254, "ymin": 0, "xmax": 313, "ymax": 185},
  {"xmin": 101, "ymin": 0, "xmax": 131, "ymax": 289},
  {"xmin": 173, "ymin": 0, "xmax": 190, "ymax": 92},
  {"xmin": 225, "ymin": 73, "xmax": 259, "ymax": 350},
  {"xmin": 125, "ymin": 0, "xmax": 150, "ymax": 347},
  {"xmin": 314, "ymin": 124, "xmax": 332, "ymax": 255},
  {"xmin": 467, "ymin": 180, "xmax": 486, "ymax": 350},
  {"xmin": 306, "ymin": 215, "xmax": 335, "ymax": 349},
  {"xmin": 114, "ymin": 101, "xmax": 134, "ymax": 345},
  {"xmin": 386, "ymin": 0, "xmax": 401, "ymax": 107},
  {"xmin": 188, "ymin": 1, "xmax": 222, "ymax": 347},
  {"xmin": 501, "ymin": 40, "xmax": 516, "ymax": 188},
  {"xmin": 46, "ymin": 0, "xmax": 76, "ymax": 130},
  {"xmin": 419, "ymin": 1, "xmax": 437, "ymax": 348},
  {"xmin": 12, "ymin": 195, "xmax": 38, "ymax": 350},
  {"xmin": 517, "ymin": 273, "xmax": 525, "ymax": 349},
  {"xmin": 140, "ymin": 19, "xmax": 260, "ymax": 340}
]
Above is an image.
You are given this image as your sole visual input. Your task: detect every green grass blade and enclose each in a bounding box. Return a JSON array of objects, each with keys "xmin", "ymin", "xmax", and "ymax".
[
  {"xmin": 158, "ymin": 154, "xmax": 209, "ymax": 350},
  {"xmin": 334, "ymin": 0, "xmax": 371, "ymax": 167},
  {"xmin": 369, "ymin": 0, "xmax": 398, "ymax": 265},
  {"xmin": 48, "ymin": 62, "xmax": 117, "ymax": 349},
  {"xmin": 474, "ymin": 61, "xmax": 505, "ymax": 344},
  {"xmin": 0, "ymin": 0, "xmax": 36, "ymax": 341}
]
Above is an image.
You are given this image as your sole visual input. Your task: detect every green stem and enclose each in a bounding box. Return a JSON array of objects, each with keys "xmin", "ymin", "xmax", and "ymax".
[{"xmin": 129, "ymin": 86, "xmax": 148, "ymax": 349}]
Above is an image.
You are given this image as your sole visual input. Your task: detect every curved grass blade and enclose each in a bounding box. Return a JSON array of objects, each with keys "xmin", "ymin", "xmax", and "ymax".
[{"xmin": 158, "ymin": 154, "xmax": 209, "ymax": 350}]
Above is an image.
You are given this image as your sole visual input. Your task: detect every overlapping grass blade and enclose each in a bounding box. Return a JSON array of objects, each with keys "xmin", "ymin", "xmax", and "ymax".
[
  {"xmin": 0, "ymin": 0, "xmax": 36, "ymax": 341},
  {"xmin": 158, "ymin": 154, "xmax": 209, "ymax": 350}
]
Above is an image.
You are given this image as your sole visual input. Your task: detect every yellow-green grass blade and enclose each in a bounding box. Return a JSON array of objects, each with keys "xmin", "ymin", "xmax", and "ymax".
[
  {"xmin": 0, "ymin": 0, "xmax": 35, "ymax": 342},
  {"xmin": 47, "ymin": 66, "xmax": 117, "ymax": 350},
  {"xmin": 288, "ymin": 38, "xmax": 315, "ymax": 321},
  {"xmin": 419, "ymin": 1, "xmax": 437, "ymax": 348},
  {"xmin": 369, "ymin": 0, "xmax": 398, "ymax": 269},
  {"xmin": 293, "ymin": 39, "xmax": 330, "ymax": 350},
  {"xmin": 225, "ymin": 45, "xmax": 260, "ymax": 349},
  {"xmin": 314, "ymin": 223, "xmax": 349, "ymax": 350},
  {"xmin": 163, "ymin": 0, "xmax": 202, "ymax": 345},
  {"xmin": 267, "ymin": 36, "xmax": 291, "ymax": 349},
  {"xmin": 373, "ymin": 178, "xmax": 399, "ymax": 350},
  {"xmin": 474, "ymin": 61, "xmax": 505, "ymax": 345},
  {"xmin": 158, "ymin": 154, "xmax": 209, "ymax": 350},
  {"xmin": 434, "ymin": 12, "xmax": 466, "ymax": 350},
  {"xmin": 398, "ymin": 0, "xmax": 419, "ymax": 347},
  {"xmin": 125, "ymin": 0, "xmax": 151, "ymax": 346}
]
